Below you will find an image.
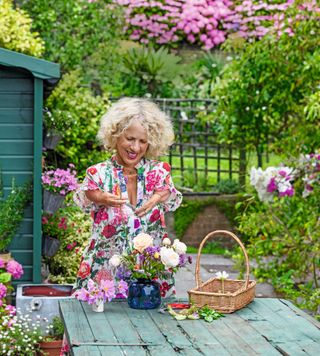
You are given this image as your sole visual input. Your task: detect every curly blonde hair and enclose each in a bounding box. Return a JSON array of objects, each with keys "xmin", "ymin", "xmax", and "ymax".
[{"xmin": 97, "ymin": 97, "xmax": 174, "ymax": 158}]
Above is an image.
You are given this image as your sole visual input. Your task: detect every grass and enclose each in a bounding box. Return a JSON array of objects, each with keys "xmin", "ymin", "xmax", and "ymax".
[
  {"xmin": 162, "ymin": 150, "xmax": 286, "ymax": 192},
  {"xmin": 187, "ymin": 242, "xmax": 234, "ymax": 256}
]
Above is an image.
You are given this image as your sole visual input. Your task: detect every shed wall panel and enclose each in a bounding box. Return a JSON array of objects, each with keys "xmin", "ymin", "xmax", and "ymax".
[{"xmin": 0, "ymin": 66, "xmax": 34, "ymax": 283}]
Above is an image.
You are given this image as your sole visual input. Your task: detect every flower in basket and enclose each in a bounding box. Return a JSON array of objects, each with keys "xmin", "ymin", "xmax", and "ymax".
[
  {"xmin": 74, "ymin": 278, "xmax": 128, "ymax": 311},
  {"xmin": 42, "ymin": 164, "xmax": 78, "ymax": 196},
  {"xmin": 111, "ymin": 233, "xmax": 191, "ymax": 281},
  {"xmin": 215, "ymin": 271, "xmax": 229, "ymax": 293}
]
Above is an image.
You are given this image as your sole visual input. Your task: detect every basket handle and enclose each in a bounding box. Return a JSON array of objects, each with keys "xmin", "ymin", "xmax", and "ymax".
[{"xmin": 195, "ymin": 230, "xmax": 250, "ymax": 289}]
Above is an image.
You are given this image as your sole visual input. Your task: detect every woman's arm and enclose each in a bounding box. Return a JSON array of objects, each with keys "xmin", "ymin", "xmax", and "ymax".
[{"xmin": 135, "ymin": 190, "xmax": 170, "ymax": 217}]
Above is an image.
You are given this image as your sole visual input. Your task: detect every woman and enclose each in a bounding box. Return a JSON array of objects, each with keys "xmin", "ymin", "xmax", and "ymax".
[{"xmin": 73, "ymin": 97, "xmax": 182, "ymax": 297}]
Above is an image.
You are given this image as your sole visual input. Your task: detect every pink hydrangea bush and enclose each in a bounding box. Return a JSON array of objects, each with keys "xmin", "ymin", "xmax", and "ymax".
[{"xmin": 114, "ymin": 0, "xmax": 320, "ymax": 49}]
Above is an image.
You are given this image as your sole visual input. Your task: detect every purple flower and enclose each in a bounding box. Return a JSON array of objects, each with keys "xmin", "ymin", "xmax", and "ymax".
[
  {"xmin": 267, "ymin": 178, "xmax": 277, "ymax": 193},
  {"xmin": 116, "ymin": 266, "xmax": 132, "ymax": 280},
  {"xmin": 6, "ymin": 260, "xmax": 24, "ymax": 279},
  {"xmin": 178, "ymin": 254, "xmax": 188, "ymax": 267},
  {"xmin": 117, "ymin": 280, "xmax": 129, "ymax": 296},
  {"xmin": 100, "ymin": 279, "xmax": 116, "ymax": 302}
]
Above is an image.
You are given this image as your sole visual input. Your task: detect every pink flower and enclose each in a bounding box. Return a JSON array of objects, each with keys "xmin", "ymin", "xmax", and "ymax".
[
  {"xmin": 100, "ymin": 279, "xmax": 116, "ymax": 302},
  {"xmin": 6, "ymin": 260, "xmax": 24, "ymax": 279},
  {"xmin": 0, "ymin": 258, "xmax": 5, "ymax": 268},
  {"xmin": 0, "ymin": 283, "xmax": 7, "ymax": 299}
]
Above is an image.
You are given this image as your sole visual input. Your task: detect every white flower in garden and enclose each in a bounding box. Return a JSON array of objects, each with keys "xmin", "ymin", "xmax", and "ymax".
[
  {"xmin": 133, "ymin": 233, "xmax": 153, "ymax": 253},
  {"xmin": 160, "ymin": 247, "xmax": 180, "ymax": 269},
  {"xmin": 162, "ymin": 237, "xmax": 171, "ymax": 246},
  {"xmin": 215, "ymin": 271, "xmax": 229, "ymax": 280},
  {"xmin": 109, "ymin": 255, "xmax": 121, "ymax": 267},
  {"xmin": 172, "ymin": 239, "xmax": 187, "ymax": 254}
]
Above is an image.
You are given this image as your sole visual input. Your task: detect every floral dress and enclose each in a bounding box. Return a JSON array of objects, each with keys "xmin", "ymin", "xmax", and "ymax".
[{"xmin": 73, "ymin": 155, "xmax": 182, "ymax": 297}]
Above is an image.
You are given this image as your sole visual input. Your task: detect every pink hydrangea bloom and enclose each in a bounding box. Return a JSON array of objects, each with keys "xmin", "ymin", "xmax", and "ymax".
[{"xmin": 6, "ymin": 260, "xmax": 24, "ymax": 279}]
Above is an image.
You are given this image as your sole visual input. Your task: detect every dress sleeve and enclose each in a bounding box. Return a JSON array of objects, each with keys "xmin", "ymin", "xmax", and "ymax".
[
  {"xmin": 154, "ymin": 162, "xmax": 183, "ymax": 212},
  {"xmin": 73, "ymin": 165, "xmax": 103, "ymax": 212}
]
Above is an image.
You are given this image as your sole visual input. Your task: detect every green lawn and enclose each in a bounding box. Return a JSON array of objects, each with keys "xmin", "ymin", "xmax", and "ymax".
[{"xmin": 162, "ymin": 150, "xmax": 285, "ymax": 192}]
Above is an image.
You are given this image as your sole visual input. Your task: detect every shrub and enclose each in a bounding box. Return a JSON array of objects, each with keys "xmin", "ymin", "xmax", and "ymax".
[
  {"xmin": 45, "ymin": 70, "xmax": 110, "ymax": 176},
  {"xmin": 45, "ymin": 204, "xmax": 92, "ymax": 284},
  {"xmin": 20, "ymin": 0, "xmax": 124, "ymax": 71},
  {"xmin": 236, "ymin": 152, "xmax": 320, "ymax": 317},
  {"xmin": 0, "ymin": 0, "xmax": 44, "ymax": 56}
]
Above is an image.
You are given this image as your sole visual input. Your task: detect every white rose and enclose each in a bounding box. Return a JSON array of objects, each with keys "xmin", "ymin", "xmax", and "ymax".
[
  {"xmin": 172, "ymin": 239, "xmax": 187, "ymax": 254},
  {"xmin": 109, "ymin": 255, "xmax": 121, "ymax": 267},
  {"xmin": 133, "ymin": 233, "xmax": 153, "ymax": 253},
  {"xmin": 162, "ymin": 238, "xmax": 171, "ymax": 246},
  {"xmin": 160, "ymin": 247, "xmax": 180, "ymax": 269}
]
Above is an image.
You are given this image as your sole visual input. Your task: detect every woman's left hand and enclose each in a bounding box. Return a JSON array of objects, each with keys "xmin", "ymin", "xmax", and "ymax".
[{"xmin": 135, "ymin": 190, "xmax": 170, "ymax": 217}]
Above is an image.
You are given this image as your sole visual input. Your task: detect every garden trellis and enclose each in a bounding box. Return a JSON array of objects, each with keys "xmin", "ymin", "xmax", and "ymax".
[{"xmin": 154, "ymin": 99, "xmax": 245, "ymax": 193}]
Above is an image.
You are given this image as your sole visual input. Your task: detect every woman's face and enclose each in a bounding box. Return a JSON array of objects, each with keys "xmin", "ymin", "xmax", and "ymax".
[{"xmin": 116, "ymin": 120, "xmax": 149, "ymax": 168}]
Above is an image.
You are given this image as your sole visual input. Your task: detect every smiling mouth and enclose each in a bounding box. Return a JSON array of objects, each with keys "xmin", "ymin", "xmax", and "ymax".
[{"xmin": 127, "ymin": 151, "xmax": 138, "ymax": 160}]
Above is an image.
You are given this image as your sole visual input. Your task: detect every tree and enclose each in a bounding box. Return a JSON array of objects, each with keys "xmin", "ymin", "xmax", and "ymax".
[{"xmin": 212, "ymin": 2, "xmax": 320, "ymax": 166}]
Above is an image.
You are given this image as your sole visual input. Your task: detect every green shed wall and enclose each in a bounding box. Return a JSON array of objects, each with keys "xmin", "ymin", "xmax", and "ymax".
[{"xmin": 0, "ymin": 65, "xmax": 36, "ymax": 283}]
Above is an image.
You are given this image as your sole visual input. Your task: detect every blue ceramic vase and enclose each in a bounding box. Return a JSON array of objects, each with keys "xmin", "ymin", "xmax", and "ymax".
[{"xmin": 127, "ymin": 279, "xmax": 161, "ymax": 309}]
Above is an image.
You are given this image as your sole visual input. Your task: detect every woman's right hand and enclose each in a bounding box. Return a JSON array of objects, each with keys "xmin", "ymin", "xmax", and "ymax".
[{"xmin": 85, "ymin": 190, "xmax": 127, "ymax": 208}]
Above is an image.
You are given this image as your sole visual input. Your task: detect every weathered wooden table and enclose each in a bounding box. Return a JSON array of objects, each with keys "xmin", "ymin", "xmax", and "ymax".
[{"xmin": 59, "ymin": 298, "xmax": 320, "ymax": 355}]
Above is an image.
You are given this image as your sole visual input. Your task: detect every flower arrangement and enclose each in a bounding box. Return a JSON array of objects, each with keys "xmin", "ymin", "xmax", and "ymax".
[
  {"xmin": 42, "ymin": 164, "xmax": 78, "ymax": 196},
  {"xmin": 110, "ymin": 233, "xmax": 192, "ymax": 281},
  {"xmin": 74, "ymin": 278, "xmax": 128, "ymax": 306}
]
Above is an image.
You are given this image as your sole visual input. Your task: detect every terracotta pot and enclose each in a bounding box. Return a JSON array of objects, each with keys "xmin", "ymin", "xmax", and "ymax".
[
  {"xmin": 0, "ymin": 251, "xmax": 12, "ymax": 263},
  {"xmin": 39, "ymin": 339, "xmax": 62, "ymax": 356}
]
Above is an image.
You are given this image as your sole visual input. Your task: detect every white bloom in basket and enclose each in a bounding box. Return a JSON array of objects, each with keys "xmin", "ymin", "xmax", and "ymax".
[
  {"xmin": 109, "ymin": 255, "xmax": 121, "ymax": 267},
  {"xmin": 215, "ymin": 271, "xmax": 229, "ymax": 280},
  {"xmin": 160, "ymin": 247, "xmax": 180, "ymax": 269},
  {"xmin": 133, "ymin": 233, "xmax": 153, "ymax": 253},
  {"xmin": 172, "ymin": 239, "xmax": 187, "ymax": 254},
  {"xmin": 162, "ymin": 237, "xmax": 171, "ymax": 246}
]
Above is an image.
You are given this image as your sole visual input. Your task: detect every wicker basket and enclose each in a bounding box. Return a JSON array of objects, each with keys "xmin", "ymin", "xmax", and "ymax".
[{"xmin": 188, "ymin": 230, "xmax": 256, "ymax": 313}]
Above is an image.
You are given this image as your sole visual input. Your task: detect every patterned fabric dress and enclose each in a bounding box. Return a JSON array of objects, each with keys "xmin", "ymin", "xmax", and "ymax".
[{"xmin": 73, "ymin": 155, "xmax": 182, "ymax": 297}]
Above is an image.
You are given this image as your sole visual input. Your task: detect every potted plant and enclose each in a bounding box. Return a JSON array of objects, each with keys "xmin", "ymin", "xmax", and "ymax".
[
  {"xmin": 39, "ymin": 316, "xmax": 65, "ymax": 356},
  {"xmin": 0, "ymin": 177, "xmax": 31, "ymax": 260},
  {"xmin": 42, "ymin": 164, "xmax": 78, "ymax": 214},
  {"xmin": 111, "ymin": 233, "xmax": 192, "ymax": 309},
  {"xmin": 41, "ymin": 210, "xmax": 74, "ymax": 258}
]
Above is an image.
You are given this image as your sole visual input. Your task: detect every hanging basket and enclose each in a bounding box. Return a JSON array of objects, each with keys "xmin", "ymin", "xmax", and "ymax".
[
  {"xmin": 188, "ymin": 230, "xmax": 256, "ymax": 314},
  {"xmin": 44, "ymin": 130, "xmax": 62, "ymax": 150},
  {"xmin": 42, "ymin": 235, "xmax": 61, "ymax": 258},
  {"xmin": 43, "ymin": 190, "xmax": 65, "ymax": 214}
]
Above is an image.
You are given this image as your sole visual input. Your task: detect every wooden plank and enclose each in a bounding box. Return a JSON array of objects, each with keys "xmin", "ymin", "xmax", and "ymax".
[
  {"xmin": 81, "ymin": 302, "xmax": 124, "ymax": 355},
  {"xmin": 0, "ymin": 93, "xmax": 33, "ymax": 108},
  {"xmin": 222, "ymin": 313, "xmax": 280, "ymax": 355},
  {"xmin": 173, "ymin": 318, "xmax": 231, "ymax": 356},
  {"xmin": 124, "ymin": 305, "xmax": 177, "ymax": 355},
  {"xmin": 259, "ymin": 298, "xmax": 320, "ymax": 355},
  {"xmin": 0, "ymin": 124, "xmax": 33, "ymax": 139},
  {"xmin": 103, "ymin": 301, "xmax": 148, "ymax": 355},
  {"xmin": 147, "ymin": 307, "xmax": 200, "ymax": 355},
  {"xmin": 0, "ymin": 140, "xmax": 33, "ymax": 156},
  {"xmin": 279, "ymin": 299, "xmax": 320, "ymax": 329},
  {"xmin": 0, "ymin": 66, "xmax": 31, "ymax": 78},
  {"xmin": 72, "ymin": 345, "xmax": 103, "ymax": 356},
  {"xmin": 0, "ymin": 156, "xmax": 33, "ymax": 171},
  {"xmin": 59, "ymin": 300, "xmax": 96, "ymax": 346},
  {"xmin": 0, "ymin": 108, "xmax": 33, "ymax": 123},
  {"xmin": 204, "ymin": 317, "xmax": 258, "ymax": 355},
  {"xmin": 1, "ymin": 171, "xmax": 33, "ymax": 186},
  {"xmin": 10, "ymin": 250, "xmax": 33, "ymax": 265},
  {"xmin": 0, "ymin": 78, "xmax": 33, "ymax": 92},
  {"xmin": 238, "ymin": 299, "xmax": 317, "ymax": 355},
  {"xmin": 9, "ymin": 234, "xmax": 33, "ymax": 250}
]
